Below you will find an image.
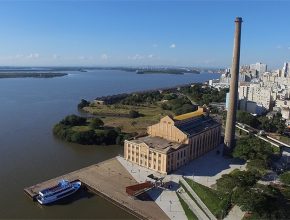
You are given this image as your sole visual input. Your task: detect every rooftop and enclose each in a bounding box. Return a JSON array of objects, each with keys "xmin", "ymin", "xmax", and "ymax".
[
  {"xmin": 130, "ymin": 136, "xmax": 184, "ymax": 153},
  {"xmin": 173, "ymin": 107, "xmax": 204, "ymax": 121},
  {"xmin": 176, "ymin": 116, "xmax": 220, "ymax": 137}
]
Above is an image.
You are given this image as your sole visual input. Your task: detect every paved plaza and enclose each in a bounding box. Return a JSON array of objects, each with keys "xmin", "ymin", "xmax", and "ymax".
[{"xmin": 117, "ymin": 144, "xmax": 247, "ymax": 220}]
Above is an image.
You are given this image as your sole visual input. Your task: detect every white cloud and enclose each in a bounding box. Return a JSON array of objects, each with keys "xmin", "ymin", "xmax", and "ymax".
[
  {"xmin": 170, "ymin": 43, "xmax": 176, "ymax": 48},
  {"xmin": 27, "ymin": 53, "xmax": 39, "ymax": 59},
  {"xmin": 148, "ymin": 54, "xmax": 154, "ymax": 58},
  {"xmin": 152, "ymin": 44, "xmax": 158, "ymax": 48},
  {"xmin": 288, "ymin": 46, "xmax": 290, "ymax": 50},
  {"xmin": 101, "ymin": 53, "xmax": 108, "ymax": 60},
  {"xmin": 276, "ymin": 45, "xmax": 282, "ymax": 49},
  {"xmin": 128, "ymin": 54, "xmax": 144, "ymax": 60}
]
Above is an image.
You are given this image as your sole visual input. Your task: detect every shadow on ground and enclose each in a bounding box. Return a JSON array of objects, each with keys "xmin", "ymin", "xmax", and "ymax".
[{"xmin": 174, "ymin": 146, "xmax": 245, "ymax": 177}]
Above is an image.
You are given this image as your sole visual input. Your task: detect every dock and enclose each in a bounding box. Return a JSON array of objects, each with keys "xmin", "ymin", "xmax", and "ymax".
[{"xmin": 24, "ymin": 157, "xmax": 169, "ymax": 220}]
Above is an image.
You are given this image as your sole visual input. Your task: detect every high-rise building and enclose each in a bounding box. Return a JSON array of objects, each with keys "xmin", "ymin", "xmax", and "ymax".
[
  {"xmin": 250, "ymin": 62, "xmax": 267, "ymax": 74},
  {"xmin": 282, "ymin": 62, "xmax": 289, "ymax": 77}
]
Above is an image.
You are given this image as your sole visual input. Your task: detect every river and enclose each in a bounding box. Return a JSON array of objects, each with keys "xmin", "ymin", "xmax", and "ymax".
[{"xmin": 0, "ymin": 70, "xmax": 220, "ymax": 219}]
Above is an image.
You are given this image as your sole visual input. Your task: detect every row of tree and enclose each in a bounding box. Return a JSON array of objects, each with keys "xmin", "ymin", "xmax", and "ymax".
[
  {"xmin": 236, "ymin": 110, "xmax": 286, "ymax": 134},
  {"xmin": 180, "ymin": 84, "xmax": 229, "ymax": 105},
  {"xmin": 161, "ymin": 96, "xmax": 196, "ymax": 115}
]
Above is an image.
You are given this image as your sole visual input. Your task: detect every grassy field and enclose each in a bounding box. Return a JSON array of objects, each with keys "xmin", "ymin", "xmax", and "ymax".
[
  {"xmin": 71, "ymin": 125, "xmax": 91, "ymax": 132},
  {"xmin": 176, "ymin": 192, "xmax": 198, "ymax": 220},
  {"xmin": 280, "ymin": 136, "xmax": 290, "ymax": 145},
  {"xmin": 184, "ymin": 178, "xmax": 230, "ymax": 218},
  {"xmin": 83, "ymin": 104, "xmax": 173, "ymax": 134}
]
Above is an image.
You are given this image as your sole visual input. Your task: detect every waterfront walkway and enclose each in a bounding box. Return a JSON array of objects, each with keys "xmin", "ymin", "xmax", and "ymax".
[{"xmin": 24, "ymin": 158, "xmax": 169, "ymax": 220}]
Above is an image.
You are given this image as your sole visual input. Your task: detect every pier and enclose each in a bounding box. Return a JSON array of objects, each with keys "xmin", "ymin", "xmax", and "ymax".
[{"xmin": 24, "ymin": 157, "xmax": 169, "ymax": 220}]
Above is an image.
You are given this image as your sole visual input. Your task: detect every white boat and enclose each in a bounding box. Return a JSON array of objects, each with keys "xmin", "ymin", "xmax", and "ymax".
[{"xmin": 36, "ymin": 180, "xmax": 82, "ymax": 205}]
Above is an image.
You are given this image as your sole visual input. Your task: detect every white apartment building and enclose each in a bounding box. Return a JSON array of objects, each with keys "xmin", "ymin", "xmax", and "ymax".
[
  {"xmin": 238, "ymin": 83, "xmax": 272, "ymax": 114},
  {"xmin": 250, "ymin": 62, "xmax": 267, "ymax": 74}
]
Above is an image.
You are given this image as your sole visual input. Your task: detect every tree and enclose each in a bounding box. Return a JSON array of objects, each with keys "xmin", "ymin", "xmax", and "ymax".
[
  {"xmin": 233, "ymin": 137, "xmax": 273, "ymax": 161},
  {"xmin": 163, "ymin": 93, "xmax": 177, "ymax": 100},
  {"xmin": 89, "ymin": 117, "xmax": 104, "ymax": 129},
  {"xmin": 247, "ymin": 159, "xmax": 268, "ymax": 175},
  {"xmin": 280, "ymin": 172, "xmax": 290, "ymax": 185},
  {"xmin": 232, "ymin": 187, "xmax": 268, "ymax": 213},
  {"xmin": 60, "ymin": 114, "xmax": 86, "ymax": 126},
  {"xmin": 78, "ymin": 99, "xmax": 90, "ymax": 109},
  {"xmin": 161, "ymin": 103, "xmax": 171, "ymax": 110},
  {"xmin": 216, "ymin": 170, "xmax": 259, "ymax": 194},
  {"xmin": 104, "ymin": 129, "xmax": 119, "ymax": 145},
  {"xmin": 71, "ymin": 130, "xmax": 96, "ymax": 145},
  {"xmin": 236, "ymin": 111, "xmax": 260, "ymax": 128},
  {"xmin": 129, "ymin": 110, "xmax": 140, "ymax": 118},
  {"xmin": 216, "ymin": 174, "xmax": 237, "ymax": 194}
]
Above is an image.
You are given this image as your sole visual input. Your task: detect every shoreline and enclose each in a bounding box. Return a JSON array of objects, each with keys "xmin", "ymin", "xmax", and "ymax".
[
  {"xmin": 93, "ymin": 82, "xmax": 196, "ymax": 103},
  {"xmin": 0, "ymin": 72, "xmax": 68, "ymax": 79}
]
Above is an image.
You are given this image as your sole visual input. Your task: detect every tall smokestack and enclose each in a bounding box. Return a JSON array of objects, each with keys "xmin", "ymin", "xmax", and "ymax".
[{"xmin": 224, "ymin": 17, "xmax": 242, "ymax": 152}]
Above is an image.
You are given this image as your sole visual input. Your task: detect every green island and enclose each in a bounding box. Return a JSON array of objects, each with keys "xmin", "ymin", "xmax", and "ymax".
[
  {"xmin": 0, "ymin": 72, "xmax": 68, "ymax": 79},
  {"xmin": 135, "ymin": 68, "xmax": 200, "ymax": 75},
  {"xmin": 53, "ymin": 84, "xmax": 228, "ymax": 145}
]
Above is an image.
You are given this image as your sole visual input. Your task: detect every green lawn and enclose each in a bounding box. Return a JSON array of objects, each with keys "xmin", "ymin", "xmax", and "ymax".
[
  {"xmin": 280, "ymin": 136, "xmax": 290, "ymax": 145},
  {"xmin": 176, "ymin": 192, "xmax": 198, "ymax": 220},
  {"xmin": 71, "ymin": 125, "xmax": 91, "ymax": 132},
  {"xmin": 184, "ymin": 178, "xmax": 230, "ymax": 218}
]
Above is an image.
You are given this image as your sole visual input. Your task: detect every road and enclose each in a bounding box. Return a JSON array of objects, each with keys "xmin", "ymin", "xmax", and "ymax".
[{"xmin": 235, "ymin": 123, "xmax": 290, "ymax": 148}]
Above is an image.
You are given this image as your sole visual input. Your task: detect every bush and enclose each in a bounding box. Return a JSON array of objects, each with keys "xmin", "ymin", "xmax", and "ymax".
[
  {"xmin": 129, "ymin": 110, "xmax": 140, "ymax": 118},
  {"xmin": 89, "ymin": 117, "xmax": 104, "ymax": 129}
]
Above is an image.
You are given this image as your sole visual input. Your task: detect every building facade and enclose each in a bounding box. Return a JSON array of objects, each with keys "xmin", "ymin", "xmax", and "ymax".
[{"xmin": 124, "ymin": 109, "xmax": 221, "ymax": 174}]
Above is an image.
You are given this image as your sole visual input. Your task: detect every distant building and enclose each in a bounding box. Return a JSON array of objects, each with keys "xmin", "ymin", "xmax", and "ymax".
[
  {"xmin": 237, "ymin": 83, "xmax": 272, "ymax": 114},
  {"xmin": 93, "ymin": 100, "xmax": 106, "ymax": 105},
  {"xmin": 124, "ymin": 107, "xmax": 221, "ymax": 174},
  {"xmin": 281, "ymin": 107, "xmax": 290, "ymax": 120},
  {"xmin": 250, "ymin": 62, "xmax": 267, "ymax": 75},
  {"xmin": 282, "ymin": 62, "xmax": 289, "ymax": 77}
]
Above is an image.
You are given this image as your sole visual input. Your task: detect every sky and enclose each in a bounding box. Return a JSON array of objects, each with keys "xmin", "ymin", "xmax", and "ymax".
[{"xmin": 0, "ymin": 0, "xmax": 289, "ymax": 69}]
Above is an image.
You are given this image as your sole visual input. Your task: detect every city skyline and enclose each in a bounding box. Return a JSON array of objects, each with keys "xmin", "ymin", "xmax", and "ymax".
[{"xmin": 0, "ymin": 1, "xmax": 289, "ymax": 68}]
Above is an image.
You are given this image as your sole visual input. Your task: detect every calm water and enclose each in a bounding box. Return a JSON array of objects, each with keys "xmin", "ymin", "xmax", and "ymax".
[{"xmin": 0, "ymin": 70, "xmax": 219, "ymax": 219}]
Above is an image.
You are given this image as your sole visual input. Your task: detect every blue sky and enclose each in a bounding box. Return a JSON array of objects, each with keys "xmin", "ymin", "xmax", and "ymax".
[{"xmin": 0, "ymin": 1, "xmax": 289, "ymax": 69}]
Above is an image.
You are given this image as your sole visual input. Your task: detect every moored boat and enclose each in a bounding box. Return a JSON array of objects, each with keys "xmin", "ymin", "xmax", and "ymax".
[{"xmin": 36, "ymin": 180, "xmax": 81, "ymax": 205}]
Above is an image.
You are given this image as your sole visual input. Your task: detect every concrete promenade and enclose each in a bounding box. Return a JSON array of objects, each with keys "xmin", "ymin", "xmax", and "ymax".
[
  {"xmin": 117, "ymin": 156, "xmax": 187, "ymax": 220},
  {"xmin": 180, "ymin": 177, "xmax": 217, "ymax": 220},
  {"xmin": 24, "ymin": 158, "xmax": 169, "ymax": 220}
]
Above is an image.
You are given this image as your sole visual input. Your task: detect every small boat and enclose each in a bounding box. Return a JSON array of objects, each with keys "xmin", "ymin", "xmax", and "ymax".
[{"xmin": 36, "ymin": 180, "xmax": 81, "ymax": 205}]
